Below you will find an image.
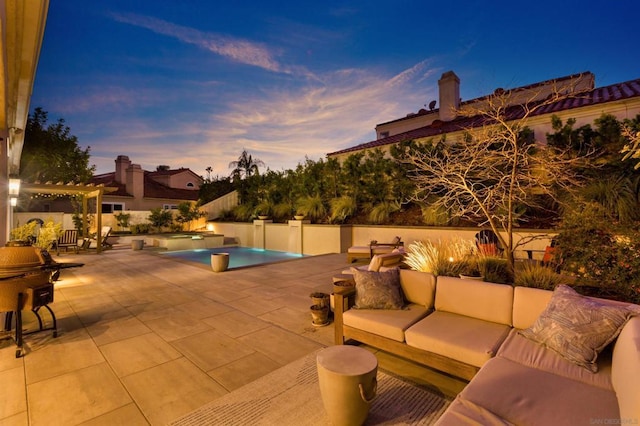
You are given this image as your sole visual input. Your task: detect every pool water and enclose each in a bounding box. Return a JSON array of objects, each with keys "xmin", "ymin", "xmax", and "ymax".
[{"xmin": 161, "ymin": 247, "xmax": 305, "ymax": 269}]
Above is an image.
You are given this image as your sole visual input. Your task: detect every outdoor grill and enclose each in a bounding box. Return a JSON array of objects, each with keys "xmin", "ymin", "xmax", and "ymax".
[{"xmin": 0, "ymin": 245, "xmax": 82, "ymax": 357}]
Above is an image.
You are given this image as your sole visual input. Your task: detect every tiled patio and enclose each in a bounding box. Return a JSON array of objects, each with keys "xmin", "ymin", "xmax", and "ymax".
[{"xmin": 0, "ymin": 245, "xmax": 465, "ymax": 425}]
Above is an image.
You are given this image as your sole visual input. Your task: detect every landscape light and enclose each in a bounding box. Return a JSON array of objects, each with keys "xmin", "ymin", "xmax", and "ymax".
[{"xmin": 9, "ymin": 178, "xmax": 20, "ymax": 196}]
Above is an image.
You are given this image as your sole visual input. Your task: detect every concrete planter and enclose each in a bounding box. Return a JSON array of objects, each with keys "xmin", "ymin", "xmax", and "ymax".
[
  {"xmin": 210, "ymin": 253, "xmax": 230, "ymax": 272},
  {"xmin": 131, "ymin": 239, "xmax": 144, "ymax": 250}
]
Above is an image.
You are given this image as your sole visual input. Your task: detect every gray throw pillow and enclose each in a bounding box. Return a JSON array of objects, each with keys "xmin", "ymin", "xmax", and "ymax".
[
  {"xmin": 519, "ymin": 285, "xmax": 640, "ymax": 372},
  {"xmin": 352, "ymin": 268, "xmax": 404, "ymax": 310}
]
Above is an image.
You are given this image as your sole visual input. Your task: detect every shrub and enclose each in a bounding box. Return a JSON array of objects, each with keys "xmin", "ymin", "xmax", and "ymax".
[
  {"xmin": 368, "ymin": 201, "xmax": 400, "ymax": 225},
  {"xmin": 555, "ymin": 206, "xmax": 640, "ymax": 303},
  {"xmin": 254, "ymin": 200, "xmax": 273, "ymax": 218},
  {"xmin": 296, "ymin": 195, "xmax": 326, "ymax": 222},
  {"xmin": 130, "ymin": 223, "xmax": 150, "ymax": 234},
  {"xmin": 272, "ymin": 202, "xmax": 293, "ymax": 221},
  {"xmin": 405, "ymin": 238, "xmax": 475, "ymax": 277},
  {"xmin": 514, "ymin": 262, "xmax": 568, "ymax": 290},
  {"xmin": 329, "ymin": 196, "xmax": 356, "ymax": 223},
  {"xmin": 232, "ymin": 204, "xmax": 254, "ymax": 222},
  {"xmin": 420, "ymin": 203, "xmax": 450, "ymax": 226},
  {"xmin": 479, "ymin": 256, "xmax": 513, "ymax": 284}
]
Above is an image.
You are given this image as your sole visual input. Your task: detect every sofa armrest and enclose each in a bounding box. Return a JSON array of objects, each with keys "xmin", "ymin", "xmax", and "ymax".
[{"xmin": 334, "ymin": 286, "xmax": 356, "ymax": 344}]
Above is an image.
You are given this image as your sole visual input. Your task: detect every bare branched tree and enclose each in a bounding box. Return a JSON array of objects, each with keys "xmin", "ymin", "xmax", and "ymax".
[
  {"xmin": 621, "ymin": 125, "xmax": 640, "ymax": 168},
  {"xmin": 401, "ymin": 76, "xmax": 595, "ymax": 273}
]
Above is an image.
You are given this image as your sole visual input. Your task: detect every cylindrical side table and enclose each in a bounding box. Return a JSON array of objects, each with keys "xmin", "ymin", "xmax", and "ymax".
[{"xmin": 317, "ymin": 345, "xmax": 378, "ymax": 426}]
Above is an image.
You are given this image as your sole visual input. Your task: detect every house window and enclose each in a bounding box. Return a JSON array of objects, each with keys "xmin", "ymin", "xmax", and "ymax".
[
  {"xmin": 101, "ymin": 203, "xmax": 125, "ymax": 213},
  {"xmin": 163, "ymin": 204, "xmax": 178, "ymax": 210},
  {"xmin": 186, "ymin": 182, "xmax": 195, "ymax": 188},
  {"xmin": 379, "ymin": 131, "xmax": 389, "ymax": 139}
]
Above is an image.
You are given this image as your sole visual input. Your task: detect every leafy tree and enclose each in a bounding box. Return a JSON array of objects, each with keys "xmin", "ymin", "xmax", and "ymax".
[
  {"xmin": 229, "ymin": 149, "xmax": 265, "ymax": 204},
  {"xmin": 21, "ymin": 107, "xmax": 95, "ymax": 183},
  {"xmin": 148, "ymin": 208, "xmax": 173, "ymax": 232},
  {"xmin": 229, "ymin": 149, "xmax": 265, "ymax": 181},
  {"xmin": 399, "ymin": 82, "xmax": 593, "ymax": 274},
  {"xmin": 199, "ymin": 175, "xmax": 234, "ymax": 204},
  {"xmin": 175, "ymin": 202, "xmax": 204, "ymax": 231}
]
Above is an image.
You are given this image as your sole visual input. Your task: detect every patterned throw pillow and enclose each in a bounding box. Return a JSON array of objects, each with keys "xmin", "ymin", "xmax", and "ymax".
[
  {"xmin": 519, "ymin": 285, "xmax": 640, "ymax": 372},
  {"xmin": 352, "ymin": 268, "xmax": 404, "ymax": 310}
]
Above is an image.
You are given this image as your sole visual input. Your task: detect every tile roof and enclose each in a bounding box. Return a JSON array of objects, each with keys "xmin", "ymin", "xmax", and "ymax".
[
  {"xmin": 328, "ymin": 77, "xmax": 640, "ymax": 157},
  {"xmin": 90, "ymin": 172, "xmax": 199, "ymax": 201}
]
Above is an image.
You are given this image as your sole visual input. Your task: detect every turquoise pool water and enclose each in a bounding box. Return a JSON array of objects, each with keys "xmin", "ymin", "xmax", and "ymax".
[{"xmin": 161, "ymin": 247, "xmax": 305, "ymax": 269}]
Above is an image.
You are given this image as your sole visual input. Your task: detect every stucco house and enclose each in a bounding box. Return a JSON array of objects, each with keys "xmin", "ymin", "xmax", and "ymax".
[
  {"xmin": 327, "ymin": 71, "xmax": 640, "ymax": 161},
  {"xmin": 90, "ymin": 155, "xmax": 202, "ymax": 212}
]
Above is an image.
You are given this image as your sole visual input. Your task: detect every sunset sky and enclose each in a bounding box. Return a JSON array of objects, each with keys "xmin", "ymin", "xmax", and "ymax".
[{"xmin": 31, "ymin": 0, "xmax": 640, "ymax": 178}]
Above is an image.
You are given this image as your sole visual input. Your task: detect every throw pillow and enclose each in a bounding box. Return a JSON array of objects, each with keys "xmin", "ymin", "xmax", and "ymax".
[
  {"xmin": 367, "ymin": 255, "xmax": 383, "ymax": 272},
  {"xmin": 352, "ymin": 268, "xmax": 404, "ymax": 310},
  {"xmin": 519, "ymin": 285, "xmax": 640, "ymax": 372}
]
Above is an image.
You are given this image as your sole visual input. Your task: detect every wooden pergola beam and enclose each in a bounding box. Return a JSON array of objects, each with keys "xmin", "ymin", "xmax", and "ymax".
[{"xmin": 19, "ymin": 182, "xmax": 117, "ymax": 253}]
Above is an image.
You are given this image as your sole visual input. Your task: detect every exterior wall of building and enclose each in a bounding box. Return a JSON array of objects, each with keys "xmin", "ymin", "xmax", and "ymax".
[{"xmin": 166, "ymin": 171, "xmax": 201, "ymax": 190}]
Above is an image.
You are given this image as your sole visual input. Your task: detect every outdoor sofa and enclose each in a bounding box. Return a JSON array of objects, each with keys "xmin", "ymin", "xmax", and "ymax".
[{"xmin": 333, "ymin": 270, "xmax": 640, "ymax": 425}]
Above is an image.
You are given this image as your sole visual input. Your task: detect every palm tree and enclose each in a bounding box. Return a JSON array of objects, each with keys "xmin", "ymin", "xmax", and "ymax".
[{"xmin": 229, "ymin": 149, "xmax": 265, "ymax": 181}]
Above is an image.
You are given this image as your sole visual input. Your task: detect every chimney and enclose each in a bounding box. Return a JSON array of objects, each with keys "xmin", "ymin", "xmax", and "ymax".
[
  {"xmin": 115, "ymin": 155, "xmax": 131, "ymax": 184},
  {"xmin": 125, "ymin": 163, "xmax": 144, "ymax": 201},
  {"xmin": 438, "ymin": 71, "xmax": 460, "ymax": 121}
]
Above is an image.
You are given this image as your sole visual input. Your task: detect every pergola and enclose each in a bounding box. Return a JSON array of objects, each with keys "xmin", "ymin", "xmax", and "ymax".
[{"xmin": 20, "ymin": 182, "xmax": 117, "ymax": 253}]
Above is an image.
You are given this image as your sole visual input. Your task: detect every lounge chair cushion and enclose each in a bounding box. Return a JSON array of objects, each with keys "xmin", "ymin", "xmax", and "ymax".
[
  {"xmin": 367, "ymin": 251, "xmax": 404, "ymax": 271},
  {"xmin": 352, "ymin": 268, "xmax": 404, "ymax": 310},
  {"xmin": 343, "ymin": 303, "xmax": 430, "ymax": 342},
  {"xmin": 520, "ymin": 285, "xmax": 640, "ymax": 372},
  {"xmin": 405, "ymin": 311, "xmax": 511, "ymax": 368},
  {"xmin": 454, "ymin": 357, "xmax": 620, "ymax": 425}
]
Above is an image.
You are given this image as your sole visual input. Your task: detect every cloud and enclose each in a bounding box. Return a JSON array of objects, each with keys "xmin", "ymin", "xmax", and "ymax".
[
  {"xmin": 110, "ymin": 12, "xmax": 303, "ymax": 75},
  {"xmin": 195, "ymin": 60, "xmax": 439, "ymax": 175}
]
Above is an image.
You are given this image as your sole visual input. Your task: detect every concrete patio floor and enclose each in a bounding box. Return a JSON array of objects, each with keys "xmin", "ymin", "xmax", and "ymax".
[{"xmin": 0, "ymin": 245, "xmax": 466, "ymax": 425}]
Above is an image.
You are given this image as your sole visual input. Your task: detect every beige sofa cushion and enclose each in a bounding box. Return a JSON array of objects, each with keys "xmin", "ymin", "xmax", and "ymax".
[
  {"xmin": 512, "ymin": 286, "xmax": 552, "ymax": 329},
  {"xmin": 405, "ymin": 311, "xmax": 511, "ymax": 368},
  {"xmin": 435, "ymin": 277, "xmax": 514, "ymax": 326},
  {"xmin": 399, "ymin": 269, "xmax": 436, "ymax": 307},
  {"xmin": 435, "ymin": 397, "xmax": 512, "ymax": 426},
  {"xmin": 497, "ymin": 329, "xmax": 613, "ymax": 390},
  {"xmin": 458, "ymin": 357, "xmax": 620, "ymax": 425},
  {"xmin": 612, "ymin": 316, "xmax": 640, "ymax": 423},
  {"xmin": 343, "ymin": 303, "xmax": 430, "ymax": 342}
]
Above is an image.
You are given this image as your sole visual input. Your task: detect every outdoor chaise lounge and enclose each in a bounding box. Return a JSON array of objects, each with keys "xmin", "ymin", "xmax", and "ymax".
[
  {"xmin": 83, "ymin": 226, "xmax": 113, "ymax": 250},
  {"xmin": 346, "ymin": 236, "xmax": 403, "ymax": 262}
]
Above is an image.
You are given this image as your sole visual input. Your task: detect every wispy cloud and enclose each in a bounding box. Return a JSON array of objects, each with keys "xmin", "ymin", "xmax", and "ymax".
[
  {"xmin": 84, "ymin": 60, "xmax": 439, "ymax": 177},
  {"xmin": 110, "ymin": 12, "xmax": 309, "ymax": 76},
  {"xmin": 195, "ymin": 60, "xmax": 438, "ymax": 174}
]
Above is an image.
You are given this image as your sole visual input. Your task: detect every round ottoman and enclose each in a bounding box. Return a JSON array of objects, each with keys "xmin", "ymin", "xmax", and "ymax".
[{"xmin": 316, "ymin": 345, "xmax": 378, "ymax": 426}]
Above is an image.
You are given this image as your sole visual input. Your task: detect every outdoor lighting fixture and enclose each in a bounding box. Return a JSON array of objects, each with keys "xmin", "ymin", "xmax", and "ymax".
[
  {"xmin": 9, "ymin": 178, "xmax": 20, "ymax": 196},
  {"xmin": 206, "ymin": 223, "xmax": 214, "ymax": 231},
  {"xmin": 10, "ymin": 197, "xmax": 17, "ymax": 207}
]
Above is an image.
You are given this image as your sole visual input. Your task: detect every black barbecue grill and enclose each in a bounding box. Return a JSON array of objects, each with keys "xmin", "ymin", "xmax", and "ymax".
[{"xmin": 0, "ymin": 245, "xmax": 83, "ymax": 357}]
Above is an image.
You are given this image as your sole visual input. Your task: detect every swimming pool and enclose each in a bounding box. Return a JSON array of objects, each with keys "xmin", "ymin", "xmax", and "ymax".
[{"xmin": 161, "ymin": 247, "xmax": 305, "ymax": 269}]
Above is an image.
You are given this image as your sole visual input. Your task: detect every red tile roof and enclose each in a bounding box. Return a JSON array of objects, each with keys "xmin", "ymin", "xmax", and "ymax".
[
  {"xmin": 328, "ymin": 76, "xmax": 640, "ymax": 157},
  {"xmin": 90, "ymin": 171, "xmax": 199, "ymax": 201}
]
